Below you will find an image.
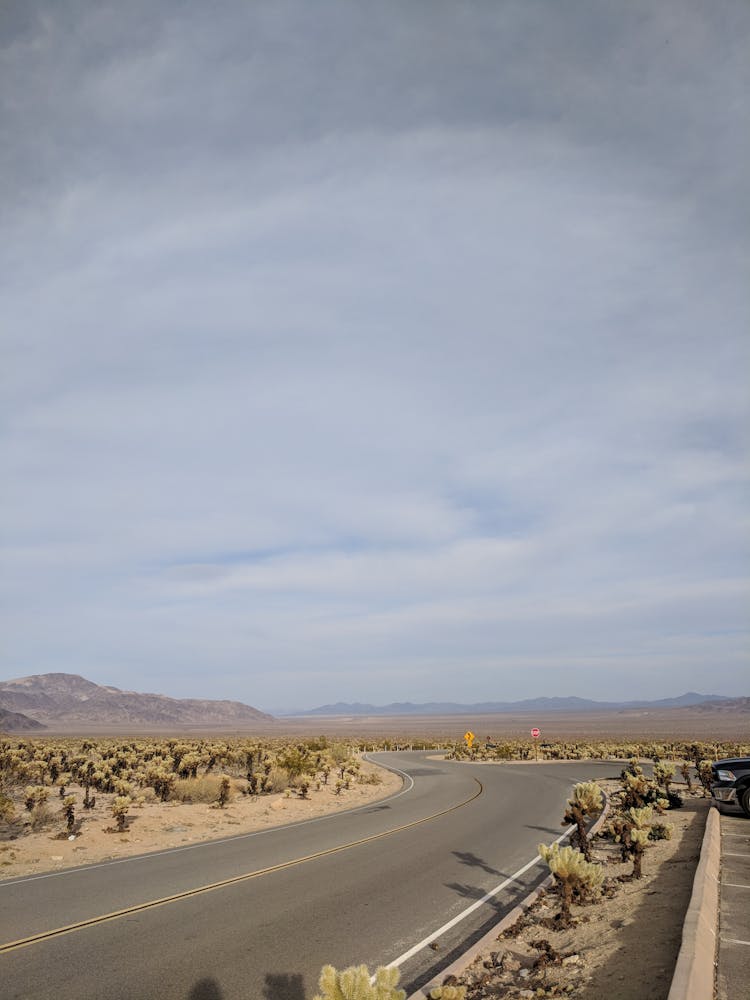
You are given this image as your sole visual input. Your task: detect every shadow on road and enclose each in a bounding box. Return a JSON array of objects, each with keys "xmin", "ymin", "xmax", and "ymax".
[
  {"xmin": 188, "ymin": 978, "xmax": 224, "ymax": 1000},
  {"xmin": 263, "ymin": 972, "xmax": 307, "ymax": 999},
  {"xmin": 444, "ymin": 878, "xmax": 527, "ymax": 912},
  {"xmin": 525, "ymin": 824, "xmax": 561, "ymax": 836},
  {"xmin": 452, "ymin": 850, "xmax": 502, "ymax": 875}
]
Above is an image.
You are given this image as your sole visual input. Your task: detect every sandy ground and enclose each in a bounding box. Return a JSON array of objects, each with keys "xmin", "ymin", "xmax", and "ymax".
[
  {"xmin": 456, "ymin": 781, "xmax": 709, "ymax": 1000},
  {"xmin": 0, "ymin": 758, "xmax": 402, "ymax": 880},
  {"xmin": 28, "ymin": 706, "xmax": 750, "ymax": 741}
]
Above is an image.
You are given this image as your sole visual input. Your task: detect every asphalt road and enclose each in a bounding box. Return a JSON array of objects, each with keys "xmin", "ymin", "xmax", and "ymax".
[{"xmin": 0, "ymin": 752, "xmax": 619, "ymax": 999}]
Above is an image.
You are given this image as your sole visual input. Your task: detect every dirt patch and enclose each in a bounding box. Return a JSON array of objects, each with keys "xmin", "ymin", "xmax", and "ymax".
[
  {"xmin": 0, "ymin": 757, "xmax": 402, "ymax": 879},
  {"xmin": 456, "ymin": 785, "xmax": 708, "ymax": 1000}
]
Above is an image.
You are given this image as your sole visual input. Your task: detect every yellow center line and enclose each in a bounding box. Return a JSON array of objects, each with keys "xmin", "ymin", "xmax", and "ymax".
[{"xmin": 1, "ymin": 778, "xmax": 482, "ymax": 955}]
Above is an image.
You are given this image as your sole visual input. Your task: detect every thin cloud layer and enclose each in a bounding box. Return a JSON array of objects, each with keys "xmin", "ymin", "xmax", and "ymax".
[{"xmin": 1, "ymin": 1, "xmax": 748, "ymax": 708}]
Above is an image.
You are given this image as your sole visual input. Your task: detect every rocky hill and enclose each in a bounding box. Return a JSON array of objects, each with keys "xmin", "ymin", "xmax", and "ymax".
[
  {"xmin": 0, "ymin": 706, "xmax": 46, "ymax": 731},
  {"xmin": 0, "ymin": 673, "xmax": 275, "ymax": 727}
]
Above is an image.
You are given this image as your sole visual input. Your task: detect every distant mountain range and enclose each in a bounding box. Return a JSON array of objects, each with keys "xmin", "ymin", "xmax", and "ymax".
[
  {"xmin": 1, "ymin": 676, "xmax": 743, "ymax": 732},
  {"xmin": 286, "ymin": 692, "xmax": 735, "ymax": 717},
  {"xmin": 0, "ymin": 673, "xmax": 275, "ymax": 729}
]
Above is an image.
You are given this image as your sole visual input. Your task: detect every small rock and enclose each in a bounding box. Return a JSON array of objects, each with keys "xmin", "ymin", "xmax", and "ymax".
[
  {"xmin": 501, "ymin": 955, "xmax": 521, "ymax": 972},
  {"xmin": 562, "ymin": 954, "xmax": 582, "ymax": 966},
  {"xmin": 519, "ymin": 991, "xmax": 535, "ymax": 999},
  {"xmin": 50, "ymin": 855, "xmax": 63, "ymax": 861},
  {"xmin": 519, "ymin": 968, "xmax": 530, "ymax": 979}
]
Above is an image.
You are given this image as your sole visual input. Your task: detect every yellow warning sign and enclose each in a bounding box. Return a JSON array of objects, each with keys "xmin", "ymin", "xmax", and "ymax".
[{"xmin": 464, "ymin": 730, "xmax": 475, "ymax": 747}]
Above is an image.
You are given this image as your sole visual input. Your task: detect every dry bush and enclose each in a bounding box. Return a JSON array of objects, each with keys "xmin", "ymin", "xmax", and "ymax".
[
  {"xmin": 29, "ymin": 802, "xmax": 54, "ymax": 831},
  {"xmin": 265, "ymin": 765, "xmax": 289, "ymax": 793},
  {"xmin": 357, "ymin": 772, "xmax": 383, "ymax": 786},
  {"xmin": 174, "ymin": 775, "xmax": 227, "ymax": 803}
]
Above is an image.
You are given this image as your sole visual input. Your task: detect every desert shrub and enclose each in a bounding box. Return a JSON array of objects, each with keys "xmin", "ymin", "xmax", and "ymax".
[
  {"xmin": 429, "ymin": 989, "xmax": 467, "ymax": 1000},
  {"xmin": 265, "ymin": 766, "xmax": 289, "ymax": 794},
  {"xmin": 174, "ymin": 775, "xmax": 226, "ymax": 803},
  {"xmin": 313, "ymin": 964, "xmax": 405, "ymax": 1000},
  {"xmin": 357, "ymin": 772, "xmax": 382, "ymax": 786},
  {"xmin": 0, "ymin": 792, "xmax": 15, "ymax": 822},
  {"xmin": 276, "ymin": 746, "xmax": 314, "ymax": 781},
  {"xmin": 30, "ymin": 802, "xmax": 54, "ymax": 831},
  {"xmin": 330, "ymin": 744, "xmax": 355, "ymax": 780}
]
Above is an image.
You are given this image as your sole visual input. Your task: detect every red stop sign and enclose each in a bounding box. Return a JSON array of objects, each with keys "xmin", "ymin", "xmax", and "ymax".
[{"xmin": 531, "ymin": 728, "xmax": 540, "ymax": 739}]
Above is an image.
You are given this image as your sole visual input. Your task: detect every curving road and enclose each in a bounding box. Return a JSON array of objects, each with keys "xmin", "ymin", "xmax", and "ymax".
[{"xmin": 0, "ymin": 752, "xmax": 619, "ymax": 999}]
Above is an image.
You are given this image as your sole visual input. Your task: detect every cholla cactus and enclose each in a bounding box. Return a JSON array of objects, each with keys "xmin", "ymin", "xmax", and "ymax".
[
  {"xmin": 679, "ymin": 760, "xmax": 694, "ymax": 793},
  {"xmin": 562, "ymin": 781, "xmax": 603, "ymax": 861},
  {"xmin": 614, "ymin": 806, "xmax": 654, "ymax": 878},
  {"xmin": 538, "ymin": 843, "xmax": 603, "ymax": 927},
  {"xmin": 619, "ymin": 768, "xmax": 664, "ymax": 810},
  {"xmin": 429, "ymin": 987, "xmax": 467, "ymax": 999},
  {"xmin": 649, "ymin": 820, "xmax": 674, "ymax": 841},
  {"xmin": 313, "ymin": 964, "xmax": 405, "ymax": 1000},
  {"xmin": 653, "ymin": 762, "xmax": 674, "ymax": 794},
  {"xmin": 111, "ymin": 795, "xmax": 131, "ymax": 832},
  {"xmin": 697, "ymin": 760, "xmax": 713, "ymax": 798},
  {"xmin": 24, "ymin": 785, "xmax": 49, "ymax": 812},
  {"xmin": 217, "ymin": 776, "xmax": 231, "ymax": 808},
  {"xmin": 62, "ymin": 794, "xmax": 76, "ymax": 832}
]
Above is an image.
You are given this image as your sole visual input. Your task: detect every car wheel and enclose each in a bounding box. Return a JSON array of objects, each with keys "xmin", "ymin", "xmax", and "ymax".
[{"xmin": 740, "ymin": 786, "xmax": 750, "ymax": 818}]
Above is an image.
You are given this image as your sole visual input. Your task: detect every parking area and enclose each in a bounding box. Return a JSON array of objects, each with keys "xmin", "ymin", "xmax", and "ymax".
[{"xmin": 717, "ymin": 809, "xmax": 750, "ymax": 999}]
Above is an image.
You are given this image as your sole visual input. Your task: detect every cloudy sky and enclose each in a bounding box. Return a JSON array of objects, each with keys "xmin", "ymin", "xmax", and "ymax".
[{"xmin": 2, "ymin": 1, "xmax": 748, "ymax": 711}]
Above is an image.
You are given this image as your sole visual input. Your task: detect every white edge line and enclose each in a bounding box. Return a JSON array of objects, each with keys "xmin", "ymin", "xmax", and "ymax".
[
  {"xmin": 0, "ymin": 753, "xmax": 414, "ymax": 888},
  {"xmin": 384, "ymin": 824, "xmax": 573, "ymax": 970}
]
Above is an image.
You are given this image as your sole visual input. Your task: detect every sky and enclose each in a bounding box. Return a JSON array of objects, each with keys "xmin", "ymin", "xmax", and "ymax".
[{"xmin": 2, "ymin": 1, "xmax": 749, "ymax": 712}]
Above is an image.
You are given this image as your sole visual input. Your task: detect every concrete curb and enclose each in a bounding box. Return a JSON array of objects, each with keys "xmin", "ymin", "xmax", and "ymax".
[
  {"xmin": 407, "ymin": 796, "xmax": 611, "ymax": 999},
  {"xmin": 666, "ymin": 803, "xmax": 720, "ymax": 1000}
]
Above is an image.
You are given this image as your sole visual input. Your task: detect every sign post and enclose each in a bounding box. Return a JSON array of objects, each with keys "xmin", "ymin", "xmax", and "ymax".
[{"xmin": 531, "ymin": 727, "xmax": 540, "ymax": 761}]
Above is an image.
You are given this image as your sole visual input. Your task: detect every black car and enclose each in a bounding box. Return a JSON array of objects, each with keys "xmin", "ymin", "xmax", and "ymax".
[{"xmin": 711, "ymin": 757, "xmax": 750, "ymax": 817}]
